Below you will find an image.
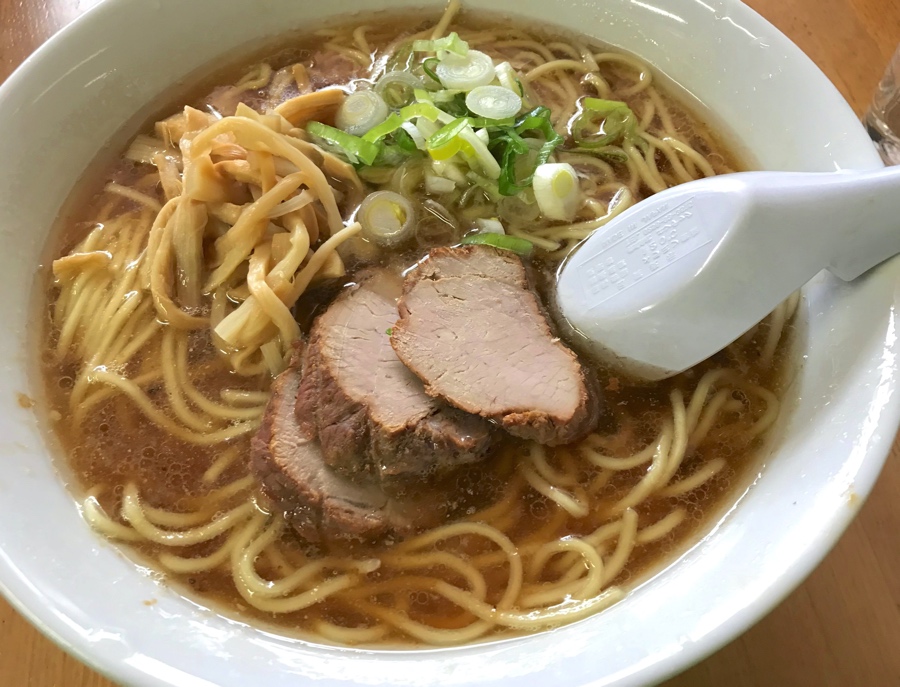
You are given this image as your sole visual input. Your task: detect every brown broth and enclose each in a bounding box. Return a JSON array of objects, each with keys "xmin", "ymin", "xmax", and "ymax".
[{"xmin": 38, "ymin": 9, "xmax": 790, "ymax": 645}]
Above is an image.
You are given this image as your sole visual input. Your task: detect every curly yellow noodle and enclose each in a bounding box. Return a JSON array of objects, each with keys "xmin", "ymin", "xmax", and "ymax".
[
  {"xmin": 521, "ymin": 462, "xmax": 589, "ymax": 518},
  {"xmin": 497, "ymin": 38, "xmax": 556, "ymax": 62},
  {"xmin": 523, "ymin": 58, "xmax": 593, "ymax": 81},
  {"xmin": 606, "ymin": 425, "xmax": 672, "ymax": 515},
  {"xmin": 161, "ymin": 328, "xmax": 219, "ymax": 433},
  {"xmin": 593, "ymin": 52, "xmax": 653, "ymax": 96},
  {"xmin": 429, "ymin": 0, "xmax": 460, "ymax": 40},
  {"xmin": 158, "ymin": 530, "xmax": 243, "ymax": 574},
  {"xmin": 121, "ymin": 485, "xmax": 256, "ymax": 545},
  {"xmin": 580, "ymin": 434, "xmax": 658, "ymax": 471},
  {"xmin": 352, "ymin": 26, "xmax": 371, "ymax": 55},
  {"xmin": 658, "ymin": 390, "xmax": 690, "ymax": 485},
  {"xmin": 72, "ymin": 369, "xmax": 159, "ymax": 427},
  {"xmin": 173, "ymin": 336, "xmax": 266, "ymax": 422},
  {"xmin": 220, "ymin": 389, "xmax": 270, "ymax": 405},
  {"xmin": 381, "ymin": 551, "xmax": 489, "ymax": 599},
  {"xmin": 636, "ymin": 509, "xmax": 688, "ymax": 544},
  {"xmin": 313, "ymin": 621, "xmax": 390, "ymax": 645},
  {"xmin": 82, "ymin": 494, "xmax": 145, "ymax": 542},
  {"xmin": 234, "ymin": 63, "xmax": 273, "ymax": 91},
  {"xmin": 89, "ymin": 369, "xmax": 260, "ymax": 445},
  {"xmin": 599, "ymin": 509, "xmax": 639, "ymax": 585},
  {"xmin": 527, "ymin": 539, "xmax": 604, "ymax": 592},
  {"xmin": 353, "ymin": 602, "xmax": 494, "ymax": 645},
  {"xmin": 658, "ymin": 459, "xmax": 727, "ymax": 499},
  {"xmin": 689, "ymin": 389, "xmax": 734, "ymax": 448}
]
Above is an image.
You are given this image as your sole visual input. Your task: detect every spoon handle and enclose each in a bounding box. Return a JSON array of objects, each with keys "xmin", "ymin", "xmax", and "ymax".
[
  {"xmin": 742, "ymin": 165, "xmax": 900, "ymax": 282},
  {"xmin": 824, "ymin": 166, "xmax": 900, "ymax": 280}
]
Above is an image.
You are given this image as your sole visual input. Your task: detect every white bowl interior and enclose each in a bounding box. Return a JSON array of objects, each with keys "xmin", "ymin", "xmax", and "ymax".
[{"xmin": 0, "ymin": 1, "xmax": 893, "ymax": 686}]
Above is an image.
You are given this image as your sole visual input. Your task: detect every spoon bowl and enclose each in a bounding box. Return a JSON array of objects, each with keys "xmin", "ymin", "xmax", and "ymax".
[{"xmin": 557, "ymin": 167, "xmax": 900, "ymax": 379}]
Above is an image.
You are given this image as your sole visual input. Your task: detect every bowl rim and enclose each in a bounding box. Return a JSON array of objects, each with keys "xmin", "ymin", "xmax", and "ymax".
[{"xmin": 0, "ymin": 0, "xmax": 893, "ymax": 686}]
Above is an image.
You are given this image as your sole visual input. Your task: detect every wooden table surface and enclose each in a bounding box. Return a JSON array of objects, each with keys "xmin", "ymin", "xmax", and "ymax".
[{"xmin": 1, "ymin": 1, "xmax": 899, "ymax": 685}]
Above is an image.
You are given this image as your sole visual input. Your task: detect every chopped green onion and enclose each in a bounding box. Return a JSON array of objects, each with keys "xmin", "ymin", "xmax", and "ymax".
[
  {"xmin": 461, "ymin": 232, "xmax": 533, "ymax": 256},
  {"xmin": 532, "ymin": 162, "xmax": 581, "ymax": 221},
  {"xmin": 435, "ymin": 91, "xmax": 470, "ymax": 117},
  {"xmin": 393, "ymin": 128, "xmax": 419, "ymax": 153},
  {"xmin": 358, "ymin": 191, "xmax": 416, "ymax": 246},
  {"xmin": 431, "ymin": 88, "xmax": 462, "ymax": 103},
  {"xmin": 401, "ymin": 101, "xmax": 447, "ymax": 122},
  {"xmin": 433, "ymin": 159, "xmax": 467, "ymax": 185},
  {"xmin": 465, "ymin": 116, "xmax": 516, "ymax": 128},
  {"xmin": 335, "ymin": 90, "xmax": 389, "ymax": 136},
  {"xmin": 465, "ymin": 85, "xmax": 522, "ymax": 120},
  {"xmin": 307, "ymin": 121, "xmax": 380, "ymax": 166},
  {"xmin": 425, "ymin": 173, "xmax": 457, "ymax": 194},
  {"xmin": 423, "ymin": 57, "xmax": 441, "ymax": 84},
  {"xmin": 363, "ymin": 102, "xmax": 449, "ymax": 144},
  {"xmin": 375, "ymin": 71, "xmax": 424, "ymax": 109},
  {"xmin": 572, "ymin": 98, "xmax": 640, "ymax": 148},
  {"xmin": 495, "ymin": 62, "xmax": 519, "ymax": 93},
  {"xmin": 436, "ymin": 50, "xmax": 496, "ymax": 91},
  {"xmin": 400, "ymin": 122, "xmax": 427, "ymax": 150},
  {"xmin": 413, "ymin": 88, "xmax": 434, "ymax": 104},
  {"xmin": 493, "ymin": 106, "xmax": 564, "ymax": 196},
  {"xmin": 466, "ymin": 172, "xmax": 502, "ymax": 202},
  {"xmin": 363, "ymin": 113, "xmax": 403, "ymax": 143},
  {"xmin": 427, "ymin": 117, "xmax": 471, "ymax": 159},
  {"xmin": 514, "ymin": 78, "xmax": 525, "ymax": 97},
  {"xmin": 416, "ymin": 117, "xmax": 441, "ymax": 141},
  {"xmin": 411, "ymin": 32, "xmax": 469, "ymax": 57},
  {"xmin": 515, "ymin": 106, "xmax": 554, "ymax": 134},
  {"xmin": 374, "ymin": 143, "xmax": 414, "ymax": 166},
  {"xmin": 459, "ymin": 125, "xmax": 501, "ymax": 178}
]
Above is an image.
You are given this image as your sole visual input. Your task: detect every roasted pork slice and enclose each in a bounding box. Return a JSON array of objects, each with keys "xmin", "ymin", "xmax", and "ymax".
[
  {"xmin": 297, "ymin": 269, "xmax": 493, "ymax": 480},
  {"xmin": 251, "ymin": 366, "xmax": 448, "ymax": 543},
  {"xmin": 391, "ymin": 245, "xmax": 600, "ymax": 445}
]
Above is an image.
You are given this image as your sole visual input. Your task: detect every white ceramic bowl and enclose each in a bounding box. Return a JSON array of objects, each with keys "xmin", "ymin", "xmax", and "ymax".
[{"xmin": 0, "ymin": 1, "xmax": 893, "ymax": 686}]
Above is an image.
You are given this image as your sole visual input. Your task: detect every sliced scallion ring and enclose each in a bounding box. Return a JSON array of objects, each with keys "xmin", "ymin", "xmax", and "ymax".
[
  {"xmin": 435, "ymin": 50, "xmax": 496, "ymax": 91},
  {"xmin": 358, "ymin": 191, "xmax": 417, "ymax": 247},
  {"xmin": 465, "ymin": 85, "xmax": 522, "ymax": 120},
  {"xmin": 572, "ymin": 98, "xmax": 639, "ymax": 148},
  {"xmin": 494, "ymin": 61, "xmax": 520, "ymax": 93},
  {"xmin": 375, "ymin": 71, "xmax": 424, "ymax": 109},
  {"xmin": 422, "ymin": 57, "xmax": 441, "ymax": 84},
  {"xmin": 335, "ymin": 90, "xmax": 389, "ymax": 136},
  {"xmin": 533, "ymin": 162, "xmax": 582, "ymax": 221}
]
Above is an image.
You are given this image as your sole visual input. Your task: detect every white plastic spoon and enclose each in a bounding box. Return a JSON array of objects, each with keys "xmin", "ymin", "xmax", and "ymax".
[{"xmin": 556, "ymin": 166, "xmax": 900, "ymax": 380}]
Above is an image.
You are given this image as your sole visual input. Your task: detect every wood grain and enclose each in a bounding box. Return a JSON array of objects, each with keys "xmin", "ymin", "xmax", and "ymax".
[{"xmin": 1, "ymin": 1, "xmax": 898, "ymax": 685}]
